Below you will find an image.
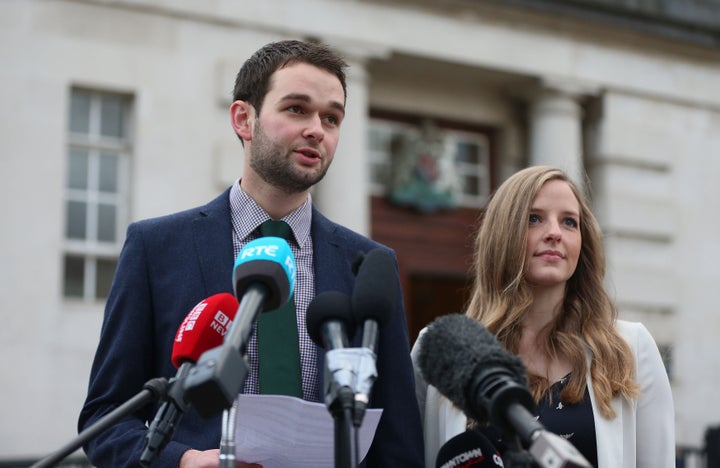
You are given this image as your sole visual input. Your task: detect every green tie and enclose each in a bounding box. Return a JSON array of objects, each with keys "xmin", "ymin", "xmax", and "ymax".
[{"xmin": 256, "ymin": 220, "xmax": 303, "ymax": 397}]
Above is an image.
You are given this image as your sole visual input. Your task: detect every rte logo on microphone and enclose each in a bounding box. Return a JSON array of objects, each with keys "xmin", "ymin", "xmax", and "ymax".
[{"xmin": 240, "ymin": 243, "xmax": 280, "ymax": 259}]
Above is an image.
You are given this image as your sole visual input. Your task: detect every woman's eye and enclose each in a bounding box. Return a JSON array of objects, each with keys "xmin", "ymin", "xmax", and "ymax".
[
  {"xmin": 564, "ymin": 218, "xmax": 578, "ymax": 228},
  {"xmin": 529, "ymin": 214, "xmax": 540, "ymax": 224}
]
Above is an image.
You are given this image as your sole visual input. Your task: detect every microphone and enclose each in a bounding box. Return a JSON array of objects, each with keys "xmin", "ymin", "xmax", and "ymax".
[
  {"xmin": 436, "ymin": 430, "xmax": 504, "ymax": 468},
  {"xmin": 140, "ymin": 293, "xmax": 239, "ymax": 466},
  {"xmin": 350, "ymin": 249, "xmax": 396, "ymax": 426},
  {"xmin": 307, "ymin": 291, "xmax": 357, "ymax": 407},
  {"xmin": 307, "ymin": 290, "xmax": 356, "ymax": 350},
  {"xmin": 417, "ymin": 314, "xmax": 592, "ymax": 468},
  {"xmin": 352, "ymin": 249, "xmax": 395, "ymax": 352},
  {"xmin": 171, "ymin": 293, "xmax": 240, "ymax": 366},
  {"xmin": 184, "ymin": 236, "xmax": 296, "ymax": 417}
]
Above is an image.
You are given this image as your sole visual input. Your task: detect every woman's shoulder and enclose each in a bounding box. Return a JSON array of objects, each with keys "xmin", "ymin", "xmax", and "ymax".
[
  {"xmin": 614, "ymin": 319, "xmax": 644, "ymax": 336},
  {"xmin": 614, "ymin": 319, "xmax": 660, "ymax": 355},
  {"xmin": 614, "ymin": 319, "xmax": 652, "ymax": 338}
]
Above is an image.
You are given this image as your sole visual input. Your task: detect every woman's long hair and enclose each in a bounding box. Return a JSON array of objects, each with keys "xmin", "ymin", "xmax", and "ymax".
[{"xmin": 466, "ymin": 166, "xmax": 638, "ymax": 418}]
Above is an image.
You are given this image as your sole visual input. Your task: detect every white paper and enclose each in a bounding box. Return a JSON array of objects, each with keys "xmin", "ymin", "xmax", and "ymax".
[{"xmin": 233, "ymin": 394, "xmax": 383, "ymax": 468}]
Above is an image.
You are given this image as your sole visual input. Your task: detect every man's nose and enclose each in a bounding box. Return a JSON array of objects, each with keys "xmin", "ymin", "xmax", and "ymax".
[{"xmin": 303, "ymin": 114, "xmax": 325, "ymax": 142}]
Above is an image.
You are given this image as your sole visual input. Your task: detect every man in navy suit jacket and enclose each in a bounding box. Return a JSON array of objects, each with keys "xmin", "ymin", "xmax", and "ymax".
[{"xmin": 78, "ymin": 40, "xmax": 424, "ymax": 467}]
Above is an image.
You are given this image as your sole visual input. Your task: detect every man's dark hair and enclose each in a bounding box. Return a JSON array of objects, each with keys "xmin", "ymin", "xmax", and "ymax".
[{"xmin": 232, "ymin": 39, "xmax": 348, "ymax": 114}]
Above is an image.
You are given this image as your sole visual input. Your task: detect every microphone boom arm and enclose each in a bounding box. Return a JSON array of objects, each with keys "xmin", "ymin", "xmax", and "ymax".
[
  {"xmin": 184, "ymin": 284, "xmax": 268, "ymax": 418},
  {"xmin": 31, "ymin": 378, "xmax": 169, "ymax": 468},
  {"xmin": 140, "ymin": 366, "xmax": 193, "ymax": 466}
]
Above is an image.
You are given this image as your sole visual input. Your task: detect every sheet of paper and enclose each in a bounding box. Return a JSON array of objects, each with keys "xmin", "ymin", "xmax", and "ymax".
[{"xmin": 233, "ymin": 394, "xmax": 383, "ymax": 468}]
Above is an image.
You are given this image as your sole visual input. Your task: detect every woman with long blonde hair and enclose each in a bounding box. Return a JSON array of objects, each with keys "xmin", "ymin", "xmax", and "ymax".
[{"xmin": 412, "ymin": 166, "xmax": 674, "ymax": 467}]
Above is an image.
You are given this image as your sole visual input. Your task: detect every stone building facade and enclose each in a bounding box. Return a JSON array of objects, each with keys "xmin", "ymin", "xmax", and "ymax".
[{"xmin": 1, "ymin": 0, "xmax": 719, "ymax": 463}]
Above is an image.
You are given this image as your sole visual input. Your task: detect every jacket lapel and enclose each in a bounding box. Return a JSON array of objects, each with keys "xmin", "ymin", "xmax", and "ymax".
[
  {"xmin": 191, "ymin": 188, "xmax": 235, "ymax": 296},
  {"xmin": 310, "ymin": 207, "xmax": 362, "ymax": 398},
  {"xmin": 586, "ymin": 349, "xmax": 624, "ymax": 467}
]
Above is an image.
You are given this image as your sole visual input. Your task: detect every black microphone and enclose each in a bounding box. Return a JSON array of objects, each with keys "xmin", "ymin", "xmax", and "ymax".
[
  {"xmin": 436, "ymin": 430, "xmax": 504, "ymax": 468},
  {"xmin": 350, "ymin": 248, "xmax": 396, "ymax": 427},
  {"xmin": 184, "ymin": 237, "xmax": 296, "ymax": 418},
  {"xmin": 352, "ymin": 249, "xmax": 395, "ymax": 352},
  {"xmin": 307, "ymin": 290, "xmax": 356, "ymax": 350},
  {"xmin": 417, "ymin": 314, "xmax": 592, "ymax": 468},
  {"xmin": 306, "ymin": 290, "xmax": 356, "ymax": 405}
]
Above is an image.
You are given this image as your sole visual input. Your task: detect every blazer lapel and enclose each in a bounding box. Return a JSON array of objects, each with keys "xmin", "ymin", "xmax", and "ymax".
[
  {"xmin": 310, "ymin": 208, "xmax": 361, "ymax": 399},
  {"xmin": 191, "ymin": 189, "xmax": 235, "ymax": 296},
  {"xmin": 586, "ymin": 349, "xmax": 624, "ymax": 468},
  {"xmin": 311, "ymin": 208, "xmax": 353, "ymax": 294}
]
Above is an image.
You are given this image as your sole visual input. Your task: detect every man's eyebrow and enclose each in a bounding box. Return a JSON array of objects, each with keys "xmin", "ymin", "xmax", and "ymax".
[
  {"xmin": 280, "ymin": 93, "xmax": 311, "ymax": 103},
  {"xmin": 280, "ymin": 93, "xmax": 345, "ymax": 115}
]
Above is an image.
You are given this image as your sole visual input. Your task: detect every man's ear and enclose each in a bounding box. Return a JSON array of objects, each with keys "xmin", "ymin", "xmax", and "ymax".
[{"xmin": 230, "ymin": 100, "xmax": 255, "ymax": 141}]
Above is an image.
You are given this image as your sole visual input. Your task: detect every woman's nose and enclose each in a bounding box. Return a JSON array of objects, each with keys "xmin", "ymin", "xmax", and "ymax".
[{"xmin": 544, "ymin": 220, "xmax": 562, "ymax": 242}]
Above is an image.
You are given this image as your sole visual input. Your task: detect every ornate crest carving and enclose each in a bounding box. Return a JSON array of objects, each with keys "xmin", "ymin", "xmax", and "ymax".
[{"xmin": 388, "ymin": 119, "xmax": 460, "ymax": 212}]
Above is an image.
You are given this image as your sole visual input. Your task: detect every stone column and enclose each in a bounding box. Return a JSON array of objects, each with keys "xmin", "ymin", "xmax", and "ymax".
[
  {"xmin": 313, "ymin": 43, "xmax": 389, "ymax": 236},
  {"xmin": 528, "ymin": 78, "xmax": 595, "ymax": 187}
]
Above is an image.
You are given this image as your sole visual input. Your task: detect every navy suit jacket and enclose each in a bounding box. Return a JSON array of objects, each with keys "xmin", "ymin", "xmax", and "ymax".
[{"xmin": 78, "ymin": 188, "xmax": 424, "ymax": 467}]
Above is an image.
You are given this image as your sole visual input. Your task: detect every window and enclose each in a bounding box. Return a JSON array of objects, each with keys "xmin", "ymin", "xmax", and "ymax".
[
  {"xmin": 368, "ymin": 115, "xmax": 491, "ymax": 209},
  {"xmin": 658, "ymin": 343, "xmax": 673, "ymax": 380},
  {"xmin": 63, "ymin": 88, "xmax": 132, "ymax": 301}
]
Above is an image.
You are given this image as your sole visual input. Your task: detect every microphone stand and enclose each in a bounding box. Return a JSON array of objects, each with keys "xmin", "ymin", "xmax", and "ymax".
[
  {"xmin": 219, "ymin": 399, "xmax": 238, "ymax": 468},
  {"xmin": 140, "ymin": 364, "xmax": 194, "ymax": 466},
  {"xmin": 30, "ymin": 378, "xmax": 169, "ymax": 468},
  {"xmin": 349, "ymin": 347, "xmax": 377, "ymax": 429},
  {"xmin": 332, "ymin": 390, "xmax": 355, "ymax": 468},
  {"xmin": 506, "ymin": 404, "xmax": 591, "ymax": 468},
  {"xmin": 501, "ymin": 435, "xmax": 535, "ymax": 468},
  {"xmin": 324, "ymin": 348, "xmax": 362, "ymax": 468},
  {"xmin": 499, "ymin": 405, "xmax": 592, "ymax": 468}
]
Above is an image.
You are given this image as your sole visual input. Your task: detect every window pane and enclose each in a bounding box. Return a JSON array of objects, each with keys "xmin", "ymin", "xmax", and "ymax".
[
  {"xmin": 658, "ymin": 344, "xmax": 673, "ymax": 378},
  {"xmin": 461, "ymin": 175, "xmax": 480, "ymax": 195},
  {"xmin": 100, "ymin": 95, "xmax": 124, "ymax": 138},
  {"xmin": 64, "ymin": 255, "xmax": 85, "ymax": 297},
  {"xmin": 97, "ymin": 203, "xmax": 116, "ymax": 242},
  {"xmin": 456, "ymin": 142, "xmax": 480, "ymax": 165},
  {"xmin": 66, "ymin": 201, "xmax": 87, "ymax": 239},
  {"xmin": 95, "ymin": 258, "xmax": 118, "ymax": 299},
  {"xmin": 68, "ymin": 148, "xmax": 89, "ymax": 190},
  {"xmin": 70, "ymin": 90, "xmax": 91, "ymax": 134},
  {"xmin": 99, "ymin": 152, "xmax": 119, "ymax": 193},
  {"xmin": 369, "ymin": 127, "xmax": 392, "ymax": 152}
]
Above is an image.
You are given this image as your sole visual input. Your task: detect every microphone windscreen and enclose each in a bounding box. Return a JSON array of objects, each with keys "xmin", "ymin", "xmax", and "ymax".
[
  {"xmin": 233, "ymin": 237, "xmax": 296, "ymax": 311},
  {"xmin": 416, "ymin": 314, "xmax": 528, "ymax": 420},
  {"xmin": 306, "ymin": 290, "xmax": 355, "ymax": 346},
  {"xmin": 171, "ymin": 293, "xmax": 239, "ymax": 368},
  {"xmin": 436, "ymin": 430, "xmax": 504, "ymax": 468},
  {"xmin": 351, "ymin": 248, "xmax": 396, "ymax": 326}
]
